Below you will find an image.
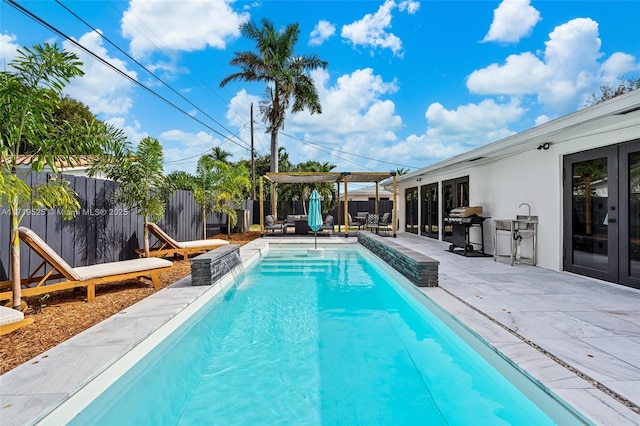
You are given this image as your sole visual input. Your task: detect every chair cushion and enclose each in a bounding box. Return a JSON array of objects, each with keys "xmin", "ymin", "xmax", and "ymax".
[
  {"xmin": 0, "ymin": 306, "xmax": 24, "ymax": 326},
  {"xmin": 176, "ymin": 239, "xmax": 230, "ymax": 249},
  {"xmin": 73, "ymin": 258, "xmax": 172, "ymax": 281}
]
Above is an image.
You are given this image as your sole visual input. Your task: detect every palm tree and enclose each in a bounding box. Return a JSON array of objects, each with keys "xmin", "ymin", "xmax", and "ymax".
[
  {"xmin": 208, "ymin": 146, "xmax": 232, "ymax": 163},
  {"xmin": 220, "ymin": 19, "xmax": 328, "ymax": 213},
  {"xmin": 278, "ymin": 160, "xmax": 336, "ymax": 216}
]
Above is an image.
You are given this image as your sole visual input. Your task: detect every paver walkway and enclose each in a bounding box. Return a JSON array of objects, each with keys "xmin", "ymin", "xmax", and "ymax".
[
  {"xmin": 1, "ymin": 232, "xmax": 638, "ymax": 425},
  {"xmin": 387, "ymin": 231, "xmax": 639, "ymax": 425}
]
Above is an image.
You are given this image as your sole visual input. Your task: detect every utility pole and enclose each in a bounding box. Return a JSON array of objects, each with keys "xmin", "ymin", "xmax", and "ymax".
[{"xmin": 250, "ymin": 103, "xmax": 256, "ymax": 200}]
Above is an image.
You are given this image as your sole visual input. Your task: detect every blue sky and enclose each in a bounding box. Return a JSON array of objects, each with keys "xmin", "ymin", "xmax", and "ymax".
[{"xmin": 2, "ymin": 0, "xmax": 639, "ymax": 183}]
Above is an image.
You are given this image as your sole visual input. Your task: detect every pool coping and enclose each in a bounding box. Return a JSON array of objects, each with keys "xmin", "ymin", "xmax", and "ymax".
[{"xmin": 0, "ymin": 235, "xmax": 637, "ymax": 425}]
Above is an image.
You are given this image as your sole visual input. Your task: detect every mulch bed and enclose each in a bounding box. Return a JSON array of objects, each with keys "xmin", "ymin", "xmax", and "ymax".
[{"xmin": 0, "ymin": 231, "xmax": 260, "ymax": 375}]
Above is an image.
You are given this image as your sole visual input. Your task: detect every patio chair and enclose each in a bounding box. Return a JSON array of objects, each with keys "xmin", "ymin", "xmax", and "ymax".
[
  {"xmin": 0, "ymin": 305, "xmax": 34, "ymax": 335},
  {"xmin": 0, "ymin": 227, "xmax": 173, "ymax": 303},
  {"xmin": 347, "ymin": 214, "xmax": 362, "ymax": 230},
  {"xmin": 320, "ymin": 215, "xmax": 334, "ymax": 233},
  {"xmin": 265, "ymin": 215, "xmax": 286, "ymax": 234},
  {"xmin": 377, "ymin": 212, "xmax": 392, "ymax": 235},
  {"xmin": 365, "ymin": 214, "xmax": 380, "ymax": 233},
  {"xmin": 144, "ymin": 223, "xmax": 230, "ymax": 259}
]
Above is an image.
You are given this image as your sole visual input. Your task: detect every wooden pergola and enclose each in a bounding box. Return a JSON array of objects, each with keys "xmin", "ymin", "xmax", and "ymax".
[{"xmin": 259, "ymin": 171, "xmax": 397, "ymax": 238}]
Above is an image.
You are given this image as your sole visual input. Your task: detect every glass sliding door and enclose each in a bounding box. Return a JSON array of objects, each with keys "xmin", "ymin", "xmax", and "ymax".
[
  {"xmin": 621, "ymin": 142, "xmax": 640, "ymax": 287},
  {"xmin": 405, "ymin": 187, "xmax": 419, "ymax": 234},
  {"xmin": 563, "ymin": 140, "xmax": 639, "ymax": 288},
  {"xmin": 442, "ymin": 176, "xmax": 469, "ymax": 242},
  {"xmin": 420, "ymin": 183, "xmax": 438, "ymax": 239}
]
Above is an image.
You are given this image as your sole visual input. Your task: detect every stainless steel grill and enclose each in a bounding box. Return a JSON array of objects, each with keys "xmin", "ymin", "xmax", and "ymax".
[{"xmin": 444, "ymin": 207, "xmax": 488, "ymax": 256}]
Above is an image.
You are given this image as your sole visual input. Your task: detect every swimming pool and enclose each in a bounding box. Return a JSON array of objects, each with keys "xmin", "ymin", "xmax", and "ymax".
[{"xmin": 42, "ymin": 246, "xmax": 590, "ymax": 425}]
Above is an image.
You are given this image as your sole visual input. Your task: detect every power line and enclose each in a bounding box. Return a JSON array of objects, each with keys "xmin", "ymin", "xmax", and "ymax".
[
  {"xmin": 53, "ymin": 0, "xmax": 251, "ymax": 151},
  {"xmin": 5, "ymin": 0, "xmax": 251, "ymax": 153},
  {"xmin": 105, "ymin": 0, "xmax": 255, "ymax": 141},
  {"xmin": 280, "ymin": 131, "xmax": 416, "ymax": 170}
]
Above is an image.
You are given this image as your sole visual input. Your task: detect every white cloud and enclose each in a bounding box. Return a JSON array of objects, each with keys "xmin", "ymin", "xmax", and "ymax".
[
  {"xmin": 468, "ymin": 18, "xmax": 639, "ymax": 113},
  {"xmin": 161, "ymin": 129, "xmax": 223, "ymax": 174},
  {"xmin": 224, "ymin": 68, "xmax": 402, "ymax": 170},
  {"xmin": 290, "ymin": 68, "xmax": 401, "ymax": 136},
  {"xmin": 482, "ymin": 0, "xmax": 541, "ymax": 43},
  {"xmin": 106, "ymin": 118, "xmax": 148, "ymax": 145},
  {"xmin": 341, "ymin": 0, "xmax": 407, "ymax": 57},
  {"xmin": 534, "ymin": 115, "xmax": 551, "ymax": 126},
  {"xmin": 424, "ymin": 98, "xmax": 523, "ymax": 145},
  {"xmin": 309, "ymin": 20, "xmax": 336, "ymax": 46},
  {"xmin": 600, "ymin": 52, "xmax": 639, "ymax": 84},
  {"xmin": 122, "ymin": 0, "xmax": 249, "ymax": 59},
  {"xmin": 398, "ymin": 0, "xmax": 420, "ymax": 14},
  {"xmin": 379, "ymin": 98, "xmax": 524, "ymax": 167},
  {"xmin": 62, "ymin": 31, "xmax": 137, "ymax": 116},
  {"xmin": 0, "ymin": 33, "xmax": 19, "ymax": 65}
]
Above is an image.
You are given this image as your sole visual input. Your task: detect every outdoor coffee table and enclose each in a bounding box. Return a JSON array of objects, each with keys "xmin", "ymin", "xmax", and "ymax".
[{"xmin": 294, "ymin": 220, "xmax": 310, "ymax": 234}]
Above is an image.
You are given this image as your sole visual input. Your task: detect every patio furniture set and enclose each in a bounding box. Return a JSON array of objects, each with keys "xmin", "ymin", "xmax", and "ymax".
[
  {"xmin": 265, "ymin": 212, "xmax": 392, "ymax": 235},
  {"xmin": 265, "ymin": 214, "xmax": 335, "ymax": 235}
]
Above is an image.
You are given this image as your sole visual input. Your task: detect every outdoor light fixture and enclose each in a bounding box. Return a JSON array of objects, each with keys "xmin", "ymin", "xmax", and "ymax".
[{"xmin": 537, "ymin": 142, "xmax": 551, "ymax": 150}]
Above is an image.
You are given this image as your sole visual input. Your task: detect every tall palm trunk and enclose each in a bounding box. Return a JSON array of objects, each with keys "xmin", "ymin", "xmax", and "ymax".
[{"xmin": 270, "ymin": 130, "xmax": 279, "ymax": 216}]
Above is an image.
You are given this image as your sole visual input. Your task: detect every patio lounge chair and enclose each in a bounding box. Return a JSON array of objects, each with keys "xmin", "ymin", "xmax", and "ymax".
[
  {"xmin": 265, "ymin": 215, "xmax": 286, "ymax": 234},
  {"xmin": 143, "ymin": 223, "xmax": 230, "ymax": 259},
  {"xmin": 0, "ymin": 227, "xmax": 173, "ymax": 303},
  {"xmin": 0, "ymin": 305, "xmax": 34, "ymax": 335}
]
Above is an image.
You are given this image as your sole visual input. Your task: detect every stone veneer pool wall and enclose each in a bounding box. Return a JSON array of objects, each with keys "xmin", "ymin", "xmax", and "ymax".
[
  {"xmin": 358, "ymin": 232, "xmax": 439, "ymax": 287},
  {"xmin": 190, "ymin": 244, "xmax": 242, "ymax": 286}
]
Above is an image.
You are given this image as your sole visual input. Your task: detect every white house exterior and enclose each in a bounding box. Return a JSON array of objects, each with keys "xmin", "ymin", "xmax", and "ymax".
[
  {"xmin": 390, "ymin": 90, "xmax": 640, "ymax": 289},
  {"xmin": 340, "ymin": 185, "xmax": 393, "ymax": 201}
]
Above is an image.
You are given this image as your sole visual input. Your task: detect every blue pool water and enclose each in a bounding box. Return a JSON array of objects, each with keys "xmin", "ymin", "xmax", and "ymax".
[{"xmin": 67, "ymin": 247, "xmax": 589, "ymax": 425}]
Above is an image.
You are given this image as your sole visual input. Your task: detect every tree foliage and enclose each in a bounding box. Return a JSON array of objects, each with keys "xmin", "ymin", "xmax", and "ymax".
[
  {"xmin": 0, "ymin": 43, "xmax": 121, "ymax": 309},
  {"xmin": 277, "ymin": 160, "xmax": 337, "ymax": 216},
  {"xmin": 585, "ymin": 77, "xmax": 640, "ymax": 106},
  {"xmin": 166, "ymin": 170, "xmax": 197, "ymax": 191},
  {"xmin": 91, "ymin": 137, "xmax": 169, "ymax": 257}
]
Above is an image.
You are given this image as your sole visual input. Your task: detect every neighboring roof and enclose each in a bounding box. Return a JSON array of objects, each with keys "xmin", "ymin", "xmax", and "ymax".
[
  {"xmin": 395, "ymin": 89, "xmax": 640, "ymax": 184},
  {"xmin": 264, "ymin": 171, "xmax": 395, "ymax": 184},
  {"xmin": 343, "ymin": 185, "xmax": 393, "ymax": 196},
  {"xmin": 7, "ymin": 155, "xmax": 96, "ymax": 169}
]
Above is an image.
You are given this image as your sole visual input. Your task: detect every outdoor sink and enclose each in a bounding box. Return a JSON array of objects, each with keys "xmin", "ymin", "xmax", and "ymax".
[
  {"xmin": 494, "ymin": 216, "xmax": 538, "ymax": 232},
  {"xmin": 494, "ymin": 215, "xmax": 538, "ymax": 266}
]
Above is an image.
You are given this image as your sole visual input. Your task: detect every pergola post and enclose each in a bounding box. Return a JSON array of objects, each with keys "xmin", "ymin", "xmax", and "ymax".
[
  {"xmin": 259, "ymin": 176, "xmax": 265, "ymax": 237},
  {"xmin": 392, "ymin": 173, "xmax": 397, "ymax": 237},
  {"xmin": 343, "ymin": 174, "xmax": 349, "ymax": 238}
]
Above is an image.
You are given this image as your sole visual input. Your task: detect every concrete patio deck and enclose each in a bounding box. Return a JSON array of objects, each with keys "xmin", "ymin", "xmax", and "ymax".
[{"xmin": 0, "ymin": 231, "xmax": 638, "ymax": 425}]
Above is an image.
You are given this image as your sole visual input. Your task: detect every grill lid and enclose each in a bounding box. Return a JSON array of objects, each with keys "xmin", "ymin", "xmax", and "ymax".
[{"xmin": 449, "ymin": 206, "xmax": 483, "ymax": 217}]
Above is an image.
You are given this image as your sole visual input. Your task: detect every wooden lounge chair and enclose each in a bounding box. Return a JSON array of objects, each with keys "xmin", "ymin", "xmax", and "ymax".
[
  {"xmin": 0, "ymin": 227, "xmax": 173, "ymax": 304},
  {"xmin": 0, "ymin": 305, "xmax": 34, "ymax": 335},
  {"xmin": 142, "ymin": 223, "xmax": 230, "ymax": 259}
]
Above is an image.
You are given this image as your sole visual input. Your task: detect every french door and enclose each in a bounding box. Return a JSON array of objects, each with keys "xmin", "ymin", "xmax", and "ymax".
[
  {"xmin": 420, "ymin": 183, "xmax": 438, "ymax": 239},
  {"xmin": 563, "ymin": 140, "xmax": 640, "ymax": 288}
]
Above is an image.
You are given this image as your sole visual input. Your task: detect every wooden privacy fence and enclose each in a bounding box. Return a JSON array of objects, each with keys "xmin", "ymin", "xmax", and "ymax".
[{"xmin": 0, "ymin": 172, "xmax": 204, "ymax": 281}]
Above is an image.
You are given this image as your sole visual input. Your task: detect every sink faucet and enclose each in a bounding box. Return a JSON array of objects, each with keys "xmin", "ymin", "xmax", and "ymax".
[{"xmin": 519, "ymin": 203, "xmax": 531, "ymax": 219}]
